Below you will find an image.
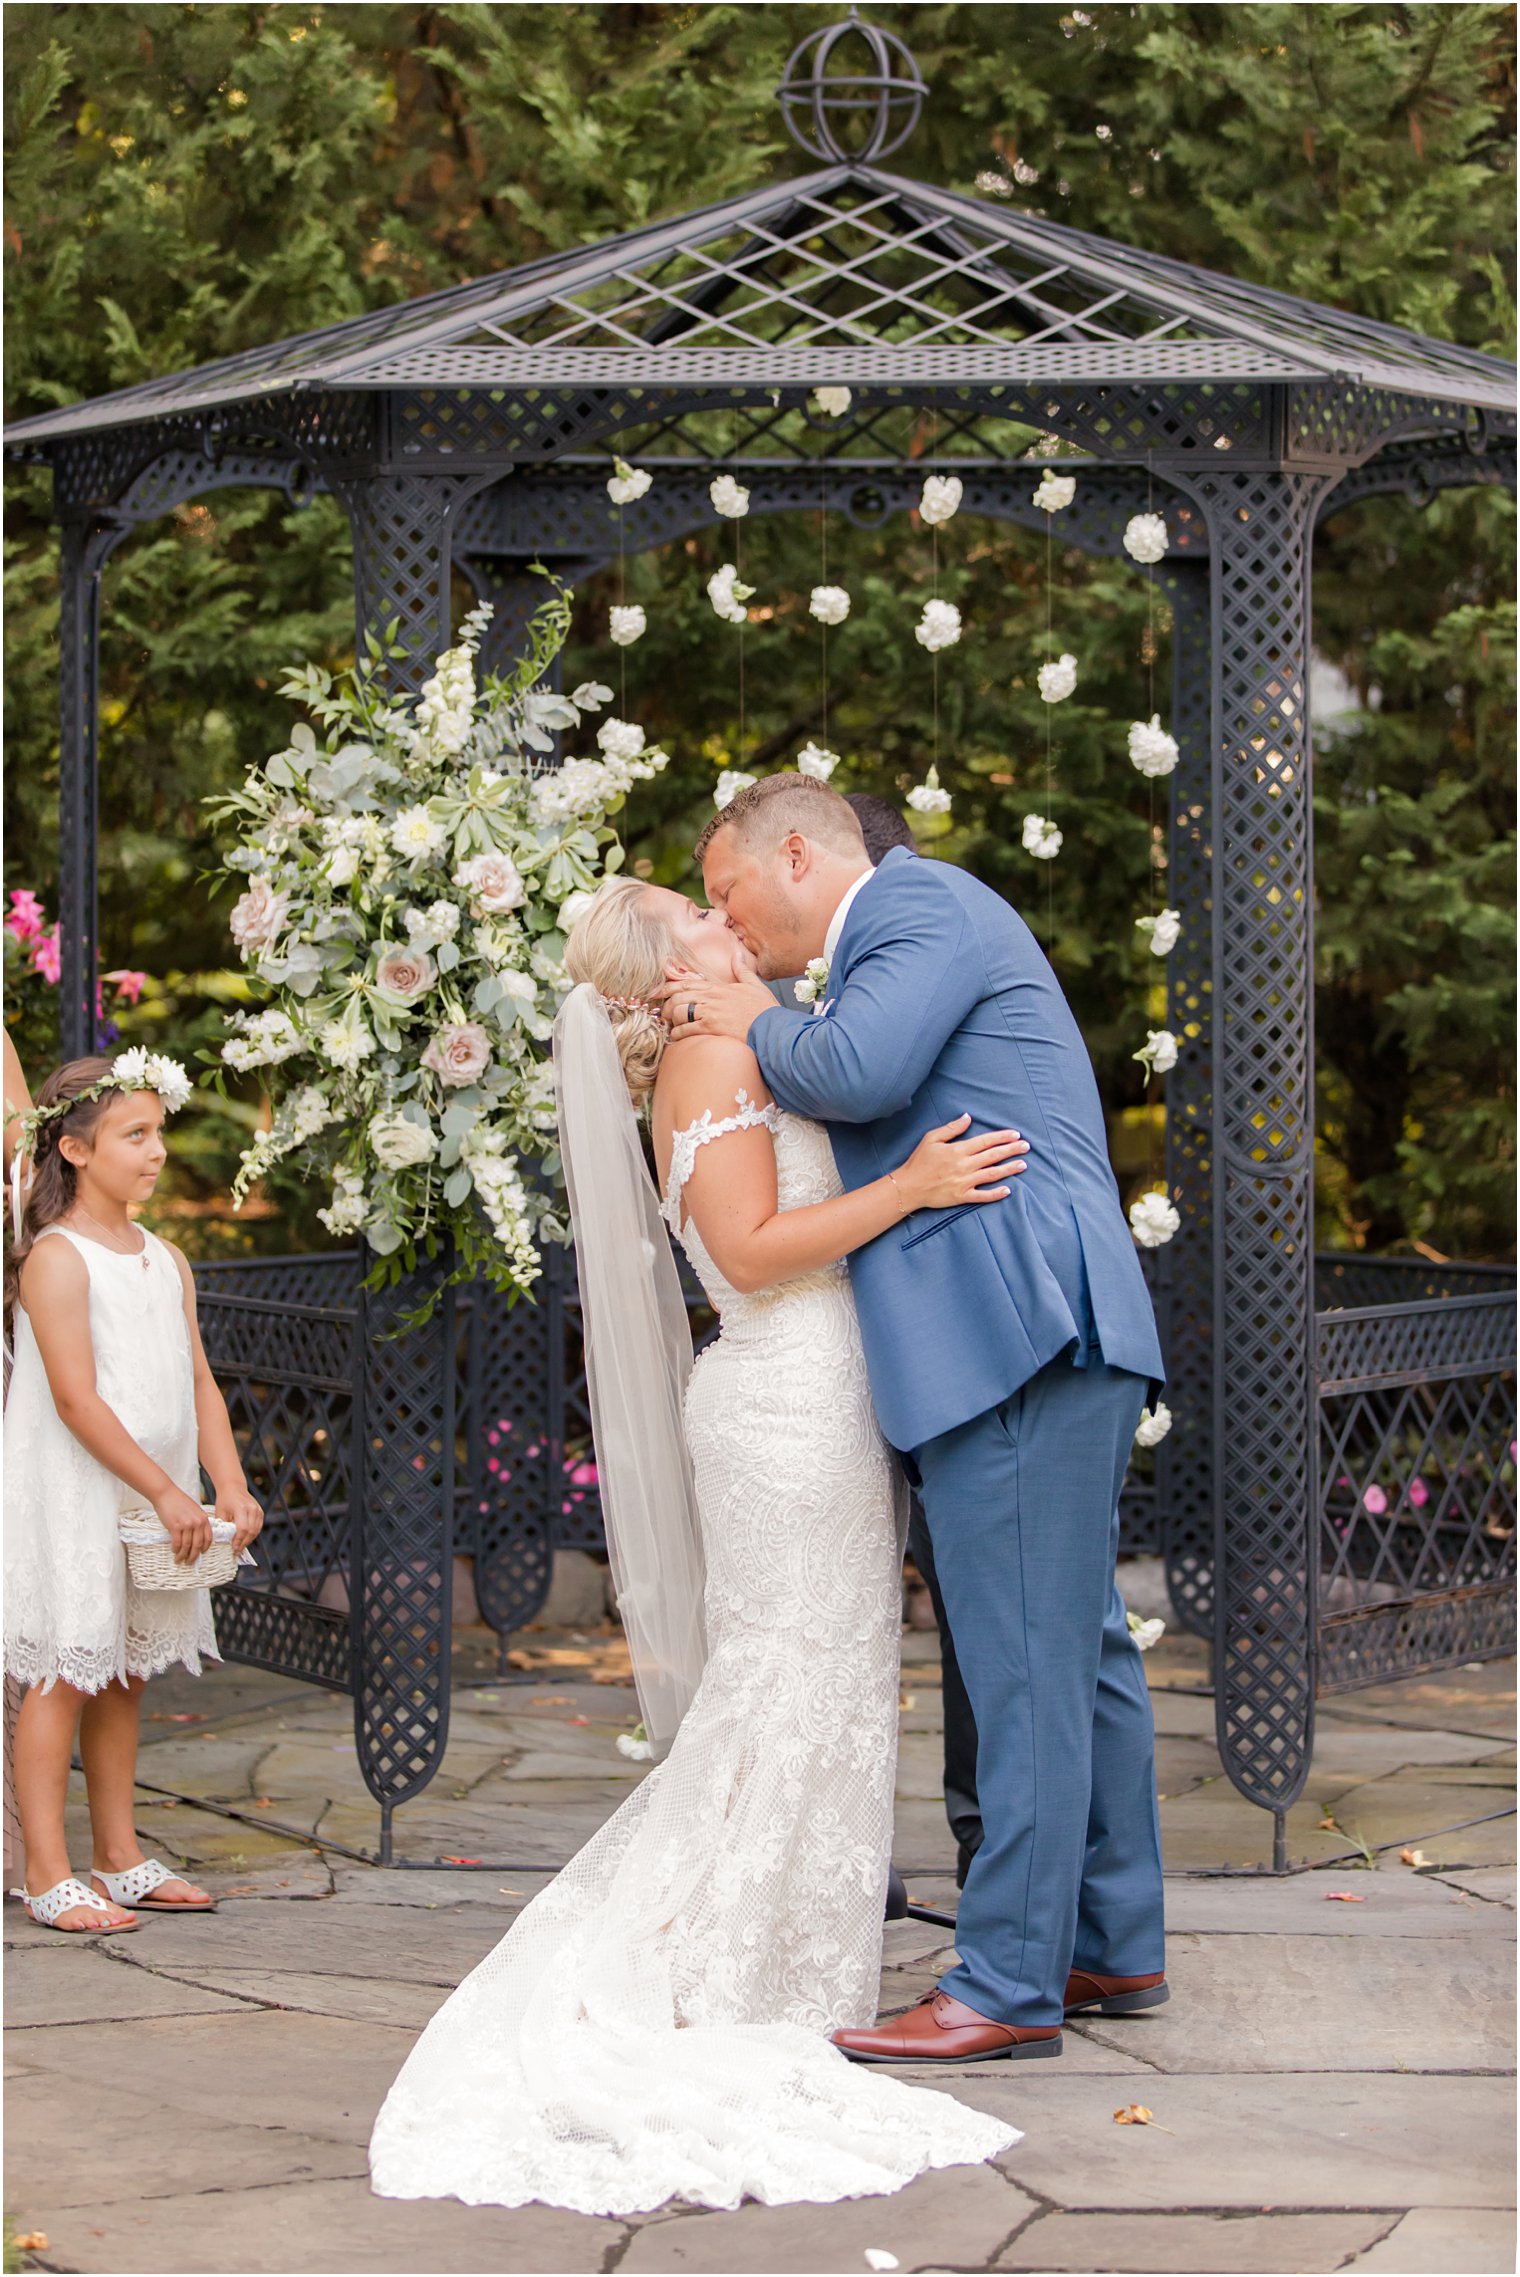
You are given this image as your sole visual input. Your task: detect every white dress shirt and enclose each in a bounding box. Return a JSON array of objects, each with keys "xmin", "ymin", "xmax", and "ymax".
[{"xmin": 823, "ymin": 865, "xmax": 876, "ymax": 969}]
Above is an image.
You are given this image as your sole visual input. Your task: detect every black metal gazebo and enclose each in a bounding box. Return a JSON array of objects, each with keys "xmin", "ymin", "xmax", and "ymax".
[{"xmin": 8, "ymin": 16, "xmax": 1515, "ymax": 1865}]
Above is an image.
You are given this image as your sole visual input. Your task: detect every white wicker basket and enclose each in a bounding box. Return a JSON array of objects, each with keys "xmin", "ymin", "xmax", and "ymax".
[{"xmin": 118, "ymin": 1506, "xmax": 241, "ymax": 1592}]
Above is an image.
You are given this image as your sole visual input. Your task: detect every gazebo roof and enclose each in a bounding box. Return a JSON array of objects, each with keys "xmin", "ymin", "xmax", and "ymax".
[{"xmin": 7, "ymin": 161, "xmax": 1514, "ymax": 448}]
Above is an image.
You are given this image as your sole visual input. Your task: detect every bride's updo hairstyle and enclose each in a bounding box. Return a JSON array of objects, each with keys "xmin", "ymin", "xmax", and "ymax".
[{"xmin": 563, "ymin": 877, "xmax": 675, "ymax": 1107}]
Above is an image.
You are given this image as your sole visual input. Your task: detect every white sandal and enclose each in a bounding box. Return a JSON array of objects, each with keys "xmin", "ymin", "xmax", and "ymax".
[
  {"xmin": 11, "ymin": 1878, "xmax": 139, "ymax": 1934},
  {"xmin": 90, "ymin": 1857, "xmax": 216, "ymax": 1912}
]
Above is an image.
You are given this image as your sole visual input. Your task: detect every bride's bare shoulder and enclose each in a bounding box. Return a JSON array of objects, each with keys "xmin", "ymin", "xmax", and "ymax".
[{"xmin": 655, "ymin": 1034, "xmax": 771, "ymax": 1127}]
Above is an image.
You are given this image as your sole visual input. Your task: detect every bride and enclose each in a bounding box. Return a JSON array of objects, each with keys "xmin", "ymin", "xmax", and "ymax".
[{"xmin": 369, "ymin": 869, "xmax": 1029, "ymax": 2216}]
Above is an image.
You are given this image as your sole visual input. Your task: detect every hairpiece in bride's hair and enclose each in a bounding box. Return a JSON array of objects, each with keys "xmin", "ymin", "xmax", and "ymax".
[{"xmin": 599, "ymin": 992, "xmax": 655, "ymax": 1016}]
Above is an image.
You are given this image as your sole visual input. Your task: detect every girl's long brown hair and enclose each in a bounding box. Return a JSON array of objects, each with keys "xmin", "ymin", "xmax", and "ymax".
[{"xmin": 4, "ymin": 1056, "xmax": 117, "ymax": 1323}]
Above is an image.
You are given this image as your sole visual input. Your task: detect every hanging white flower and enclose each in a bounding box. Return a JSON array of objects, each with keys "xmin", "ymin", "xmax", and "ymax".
[
  {"xmin": 616, "ymin": 1729, "xmax": 655, "ymax": 1762},
  {"xmin": 797, "ymin": 742, "xmax": 840, "ymax": 782},
  {"xmin": 1134, "ymin": 1404, "xmax": 1173, "ymax": 1449},
  {"xmin": 809, "ymin": 584, "xmax": 851, "ymax": 625},
  {"xmin": 714, "ymin": 769, "xmax": 757, "ymax": 810},
  {"xmin": 907, "ymin": 765, "xmax": 952, "ymax": 816},
  {"xmin": 1129, "ymin": 1189, "xmax": 1181, "ymax": 1248},
  {"xmin": 812, "ymin": 386, "xmax": 852, "ymax": 417},
  {"xmin": 1135, "ymin": 907, "xmax": 1182, "ymax": 956},
  {"xmin": 1127, "ymin": 1612, "xmax": 1167, "ymax": 1651},
  {"xmin": 596, "ymin": 718, "xmax": 647, "ymax": 765},
  {"xmin": 1022, "ymin": 812, "xmax": 1063, "ymax": 860},
  {"xmin": 609, "ymin": 605, "xmax": 646, "ymax": 647},
  {"xmin": 707, "ymin": 564, "xmax": 755, "ymax": 625},
  {"xmin": 1038, "ymin": 653, "xmax": 1078, "ymax": 703},
  {"xmin": 915, "ymin": 598, "xmax": 962, "ymax": 653},
  {"xmin": 607, "ymin": 458, "xmax": 653, "ymax": 507},
  {"xmin": 1033, "ymin": 470, "xmax": 1077, "ymax": 513},
  {"xmin": 919, "ymin": 474, "xmax": 964, "ymax": 526},
  {"xmin": 1128, "ymin": 715, "xmax": 1179, "ymax": 777},
  {"xmin": 1123, "ymin": 512, "xmax": 1169, "ymax": 565},
  {"xmin": 709, "ymin": 474, "xmax": 751, "ymax": 519},
  {"xmin": 1133, "ymin": 1028, "xmax": 1179, "ymax": 1075}
]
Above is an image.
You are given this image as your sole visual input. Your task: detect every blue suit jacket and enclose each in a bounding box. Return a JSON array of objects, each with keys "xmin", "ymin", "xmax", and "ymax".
[{"xmin": 748, "ymin": 846, "xmax": 1163, "ymax": 1451}]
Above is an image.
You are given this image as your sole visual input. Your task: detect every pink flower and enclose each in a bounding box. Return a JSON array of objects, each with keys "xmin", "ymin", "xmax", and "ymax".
[
  {"xmin": 1362, "ymin": 1484, "xmax": 1389, "ymax": 1516},
  {"xmin": 32, "ymin": 927, "xmax": 61, "ymax": 986},
  {"xmin": 454, "ymin": 852, "xmax": 525, "ymax": 916},
  {"xmin": 105, "ymin": 968, "xmax": 148, "ymax": 1005},
  {"xmin": 230, "ymin": 877, "xmax": 291, "ymax": 955},
  {"xmin": 1407, "ymin": 1478, "xmax": 1429, "ymax": 1508},
  {"xmin": 421, "ymin": 1021, "xmax": 491, "ymax": 1087},
  {"xmin": 6, "ymin": 890, "xmax": 45, "ymax": 944},
  {"xmin": 373, "ymin": 943, "xmax": 437, "ymax": 1006}
]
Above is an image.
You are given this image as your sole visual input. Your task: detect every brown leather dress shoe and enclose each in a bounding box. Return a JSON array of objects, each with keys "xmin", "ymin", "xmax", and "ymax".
[
  {"xmin": 832, "ymin": 1991, "xmax": 1061, "ymax": 2065},
  {"xmin": 1064, "ymin": 1967, "xmax": 1169, "ymax": 2017}
]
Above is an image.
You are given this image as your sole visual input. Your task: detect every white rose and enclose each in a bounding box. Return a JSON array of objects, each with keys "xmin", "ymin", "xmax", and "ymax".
[
  {"xmin": 707, "ymin": 564, "xmax": 754, "ymax": 625},
  {"xmin": 919, "ymin": 474, "xmax": 963, "ymax": 526},
  {"xmin": 1038, "ymin": 653, "xmax": 1078, "ymax": 703},
  {"xmin": 1134, "ymin": 1404, "xmax": 1173, "ymax": 1449},
  {"xmin": 229, "ymin": 876, "xmax": 290, "ymax": 955},
  {"xmin": 811, "ymin": 386, "xmax": 852, "ymax": 417},
  {"xmin": 1136, "ymin": 907, "xmax": 1182, "ymax": 956},
  {"xmin": 1123, "ymin": 512, "xmax": 1169, "ymax": 565},
  {"xmin": 1022, "ymin": 812, "xmax": 1063, "ymax": 860},
  {"xmin": 809, "ymin": 585, "xmax": 851, "ymax": 625},
  {"xmin": 709, "ymin": 474, "xmax": 750, "ymax": 519},
  {"xmin": 1129, "ymin": 1190, "xmax": 1181, "ymax": 1248},
  {"xmin": 714, "ymin": 769, "xmax": 757, "ymax": 810},
  {"xmin": 609, "ymin": 605, "xmax": 646, "ymax": 647},
  {"xmin": 369, "ymin": 1112, "xmax": 439, "ymax": 1170},
  {"xmin": 1128, "ymin": 715, "xmax": 1180, "ymax": 777},
  {"xmin": 497, "ymin": 968, "xmax": 538, "ymax": 1003},
  {"xmin": 915, "ymin": 598, "xmax": 962, "ymax": 653},
  {"xmin": 797, "ymin": 742, "xmax": 839, "ymax": 782},
  {"xmin": 1033, "ymin": 470, "xmax": 1077, "ymax": 513},
  {"xmin": 455, "ymin": 851, "xmax": 525, "ymax": 915},
  {"xmin": 1133, "ymin": 1028, "xmax": 1180, "ymax": 1075},
  {"xmin": 907, "ymin": 766, "xmax": 952, "ymax": 816},
  {"xmin": 607, "ymin": 459, "xmax": 652, "ymax": 506}
]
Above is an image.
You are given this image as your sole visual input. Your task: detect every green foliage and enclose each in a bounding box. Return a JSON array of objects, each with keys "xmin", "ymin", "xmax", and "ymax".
[{"xmin": 4, "ymin": 2, "xmax": 1514, "ymax": 1257}]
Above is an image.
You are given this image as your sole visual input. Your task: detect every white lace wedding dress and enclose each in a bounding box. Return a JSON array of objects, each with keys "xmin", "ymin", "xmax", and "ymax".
[{"xmin": 369, "ymin": 1095, "xmax": 1018, "ymax": 2215}]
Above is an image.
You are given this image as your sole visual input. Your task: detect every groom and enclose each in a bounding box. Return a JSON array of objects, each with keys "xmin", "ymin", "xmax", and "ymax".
[{"xmin": 662, "ymin": 773, "xmax": 1167, "ymax": 2061}]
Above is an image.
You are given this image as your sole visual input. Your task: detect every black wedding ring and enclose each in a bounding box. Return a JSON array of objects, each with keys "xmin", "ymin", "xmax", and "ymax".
[{"xmin": 687, "ymin": 1001, "xmax": 698, "ymax": 1026}]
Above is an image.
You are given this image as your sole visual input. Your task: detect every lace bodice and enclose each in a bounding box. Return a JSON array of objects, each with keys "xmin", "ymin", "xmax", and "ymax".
[{"xmin": 660, "ymin": 1089, "xmax": 849, "ymax": 1325}]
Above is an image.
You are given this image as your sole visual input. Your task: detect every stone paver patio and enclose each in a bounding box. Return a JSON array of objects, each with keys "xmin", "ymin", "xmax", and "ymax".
[{"xmin": 5, "ymin": 1590, "xmax": 1514, "ymax": 2275}]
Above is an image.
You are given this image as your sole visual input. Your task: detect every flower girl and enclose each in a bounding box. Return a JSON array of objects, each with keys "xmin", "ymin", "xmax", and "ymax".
[{"xmin": 4, "ymin": 1053, "xmax": 263, "ymax": 1933}]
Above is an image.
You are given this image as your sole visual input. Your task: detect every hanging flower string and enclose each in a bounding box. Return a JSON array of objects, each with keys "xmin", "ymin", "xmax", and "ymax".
[{"xmin": 1123, "ymin": 487, "xmax": 1182, "ymax": 1272}]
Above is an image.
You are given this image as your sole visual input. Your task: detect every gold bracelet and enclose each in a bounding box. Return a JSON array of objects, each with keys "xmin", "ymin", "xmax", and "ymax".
[{"xmin": 887, "ymin": 1170, "xmax": 909, "ymax": 1220}]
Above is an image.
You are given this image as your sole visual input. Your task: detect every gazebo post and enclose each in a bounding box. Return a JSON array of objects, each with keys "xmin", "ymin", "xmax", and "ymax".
[
  {"xmin": 1200, "ymin": 451, "xmax": 1341, "ymax": 1866},
  {"xmin": 54, "ymin": 486, "xmax": 124, "ymax": 1062}
]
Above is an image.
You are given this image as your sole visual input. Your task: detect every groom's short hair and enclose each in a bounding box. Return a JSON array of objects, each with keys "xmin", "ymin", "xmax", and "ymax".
[{"xmin": 695, "ymin": 772, "xmax": 866, "ymax": 863}]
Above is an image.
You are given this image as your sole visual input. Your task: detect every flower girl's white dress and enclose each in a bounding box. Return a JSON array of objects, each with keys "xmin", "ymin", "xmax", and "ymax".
[
  {"xmin": 4, "ymin": 1225, "xmax": 218, "ymax": 1692},
  {"xmin": 370, "ymin": 1101, "xmax": 1018, "ymax": 2215}
]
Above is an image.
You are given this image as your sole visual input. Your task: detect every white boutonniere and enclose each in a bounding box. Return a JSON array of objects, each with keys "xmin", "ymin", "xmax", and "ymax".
[{"xmin": 794, "ymin": 956, "xmax": 830, "ymax": 1013}]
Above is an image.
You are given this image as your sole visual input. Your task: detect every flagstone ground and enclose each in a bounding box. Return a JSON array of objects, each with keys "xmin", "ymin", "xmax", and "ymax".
[{"xmin": 5, "ymin": 1598, "xmax": 1513, "ymax": 2276}]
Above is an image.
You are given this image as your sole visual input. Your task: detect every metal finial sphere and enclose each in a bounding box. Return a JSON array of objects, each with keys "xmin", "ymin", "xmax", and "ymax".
[{"xmin": 777, "ymin": 10, "xmax": 928, "ymax": 165}]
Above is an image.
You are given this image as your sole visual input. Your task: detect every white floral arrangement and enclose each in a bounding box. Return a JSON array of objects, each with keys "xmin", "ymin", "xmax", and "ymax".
[
  {"xmin": 1135, "ymin": 907, "xmax": 1181, "ymax": 957},
  {"xmin": 1038, "ymin": 653, "xmax": 1078, "ymax": 704},
  {"xmin": 811, "ymin": 386, "xmax": 852, "ymax": 418},
  {"xmin": 797, "ymin": 741, "xmax": 840, "ymax": 782},
  {"xmin": 1128, "ymin": 715, "xmax": 1179, "ymax": 777},
  {"xmin": 207, "ymin": 584, "xmax": 668, "ymax": 1310},
  {"xmin": 915, "ymin": 598, "xmax": 962, "ymax": 653},
  {"xmin": 709, "ymin": 474, "xmax": 751, "ymax": 520},
  {"xmin": 1022, "ymin": 812, "xmax": 1063, "ymax": 860},
  {"xmin": 607, "ymin": 459, "xmax": 653, "ymax": 507},
  {"xmin": 919, "ymin": 474, "xmax": 963, "ymax": 527},
  {"xmin": 794, "ymin": 956, "xmax": 831, "ymax": 1010},
  {"xmin": 907, "ymin": 765, "xmax": 952, "ymax": 816},
  {"xmin": 809, "ymin": 584, "xmax": 851, "ymax": 626}
]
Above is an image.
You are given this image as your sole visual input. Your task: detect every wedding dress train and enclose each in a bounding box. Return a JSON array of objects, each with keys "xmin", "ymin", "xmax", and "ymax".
[{"xmin": 369, "ymin": 1098, "xmax": 1018, "ymax": 2214}]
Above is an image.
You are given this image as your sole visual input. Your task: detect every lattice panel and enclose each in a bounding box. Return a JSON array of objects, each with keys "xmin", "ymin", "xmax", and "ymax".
[
  {"xmin": 464, "ymin": 1269, "xmax": 557, "ymax": 1635},
  {"xmin": 194, "ymin": 1253, "xmax": 363, "ymax": 1307},
  {"xmin": 1318, "ymin": 1581, "xmax": 1516, "ymax": 1693},
  {"xmin": 1318, "ymin": 1294, "xmax": 1517, "ymax": 1397},
  {"xmin": 1316, "ymin": 1256, "xmax": 1518, "ymax": 1310},
  {"xmin": 1157, "ymin": 564, "xmax": 1217, "ymax": 1636},
  {"xmin": 1287, "ymin": 381, "xmax": 1475, "ymax": 465},
  {"xmin": 355, "ymin": 1260, "xmax": 456, "ymax": 1809},
  {"xmin": 212, "ymin": 1593, "xmax": 353, "ymax": 1692},
  {"xmin": 1319, "ymin": 1363, "xmax": 1516, "ymax": 1604},
  {"xmin": 1199, "ymin": 464, "xmax": 1338, "ymax": 1816},
  {"xmin": 336, "ymin": 471, "xmax": 499, "ymax": 695},
  {"xmin": 1319, "ymin": 436, "xmax": 1516, "ymax": 525}
]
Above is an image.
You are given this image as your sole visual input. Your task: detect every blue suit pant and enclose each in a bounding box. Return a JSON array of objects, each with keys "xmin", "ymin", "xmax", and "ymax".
[{"xmin": 911, "ymin": 1351, "xmax": 1166, "ymax": 2027}]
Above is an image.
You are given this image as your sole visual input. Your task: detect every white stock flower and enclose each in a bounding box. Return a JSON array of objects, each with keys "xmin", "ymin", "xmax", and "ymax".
[
  {"xmin": 390, "ymin": 804, "xmax": 448, "ymax": 865},
  {"xmin": 1134, "ymin": 1404, "xmax": 1173, "ymax": 1449},
  {"xmin": 1128, "ymin": 715, "xmax": 1180, "ymax": 777},
  {"xmin": 714, "ymin": 769, "xmax": 757, "ymax": 810},
  {"xmin": 412, "ymin": 644, "xmax": 476, "ymax": 758},
  {"xmin": 533, "ymin": 758, "xmax": 615, "ymax": 824},
  {"xmin": 1123, "ymin": 512, "xmax": 1169, "ymax": 565},
  {"xmin": 320, "ymin": 1017, "xmax": 376, "ymax": 1070},
  {"xmin": 707, "ymin": 563, "xmax": 755, "ymax": 624},
  {"xmin": 285, "ymin": 1085, "xmax": 334, "ymax": 1143},
  {"xmin": 609, "ymin": 605, "xmax": 646, "ymax": 647},
  {"xmin": 221, "ymin": 1010, "xmax": 303, "ymax": 1072},
  {"xmin": 1129, "ymin": 1189, "xmax": 1181, "ymax": 1248},
  {"xmin": 596, "ymin": 718, "xmax": 647, "ymax": 765},
  {"xmin": 426, "ymin": 899, "xmax": 461, "ymax": 939},
  {"xmin": 607, "ymin": 459, "xmax": 652, "ymax": 506},
  {"xmin": 1133, "ymin": 1028, "xmax": 1180, "ymax": 1075},
  {"xmin": 709, "ymin": 474, "xmax": 750, "ymax": 519},
  {"xmin": 915, "ymin": 598, "xmax": 962, "ymax": 653},
  {"xmin": 1038, "ymin": 653, "xmax": 1078, "ymax": 703},
  {"xmin": 1128, "ymin": 1613, "xmax": 1167, "ymax": 1651},
  {"xmin": 797, "ymin": 741, "xmax": 839, "ymax": 782},
  {"xmin": 811, "ymin": 386, "xmax": 852, "ymax": 417},
  {"xmin": 1022, "ymin": 812, "xmax": 1063, "ymax": 860},
  {"xmin": 1033, "ymin": 470, "xmax": 1077, "ymax": 512},
  {"xmin": 919, "ymin": 474, "xmax": 964, "ymax": 526},
  {"xmin": 1136, "ymin": 907, "xmax": 1181, "ymax": 956},
  {"xmin": 317, "ymin": 1165, "xmax": 369, "ymax": 1236},
  {"xmin": 907, "ymin": 765, "xmax": 952, "ymax": 815},
  {"xmin": 809, "ymin": 585, "xmax": 851, "ymax": 625},
  {"xmin": 369, "ymin": 1111, "xmax": 439, "ymax": 1170}
]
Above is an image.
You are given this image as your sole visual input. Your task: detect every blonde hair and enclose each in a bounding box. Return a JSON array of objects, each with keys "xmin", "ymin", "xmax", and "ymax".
[{"xmin": 563, "ymin": 876, "xmax": 675, "ymax": 1104}]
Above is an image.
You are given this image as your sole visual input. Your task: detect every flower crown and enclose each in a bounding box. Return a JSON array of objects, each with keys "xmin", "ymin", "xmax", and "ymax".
[{"xmin": 6, "ymin": 1048, "xmax": 193, "ymax": 1157}]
